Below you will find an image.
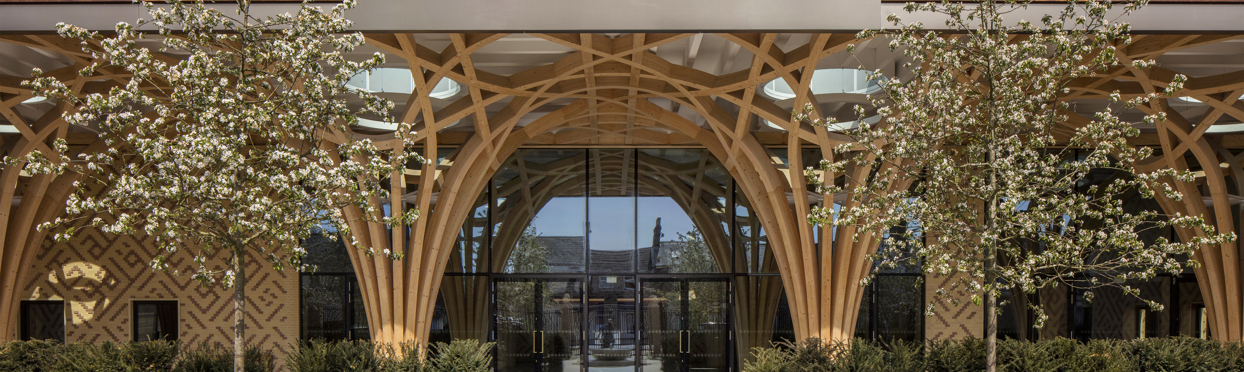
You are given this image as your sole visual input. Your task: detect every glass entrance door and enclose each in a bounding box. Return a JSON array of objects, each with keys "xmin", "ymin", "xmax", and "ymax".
[
  {"xmin": 640, "ymin": 279, "xmax": 730, "ymax": 372},
  {"xmin": 496, "ymin": 278, "xmax": 584, "ymax": 372},
  {"xmin": 586, "ymin": 275, "xmax": 637, "ymax": 372}
]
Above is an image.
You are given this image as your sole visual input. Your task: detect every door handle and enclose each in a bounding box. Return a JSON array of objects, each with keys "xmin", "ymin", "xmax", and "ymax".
[
  {"xmin": 533, "ymin": 331, "xmax": 544, "ymax": 354},
  {"xmin": 680, "ymin": 330, "xmax": 690, "ymax": 354}
]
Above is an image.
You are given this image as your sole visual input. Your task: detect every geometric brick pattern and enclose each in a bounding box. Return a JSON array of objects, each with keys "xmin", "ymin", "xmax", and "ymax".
[
  {"xmin": 1039, "ymin": 285, "xmax": 1069, "ymax": 339},
  {"xmin": 924, "ymin": 274, "xmax": 982, "ymax": 341},
  {"xmin": 1091, "ymin": 279, "xmax": 1170, "ymax": 339},
  {"xmin": 20, "ymin": 225, "xmax": 298, "ymax": 366}
]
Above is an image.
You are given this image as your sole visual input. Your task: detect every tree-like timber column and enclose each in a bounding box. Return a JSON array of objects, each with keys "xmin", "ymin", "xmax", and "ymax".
[
  {"xmin": 11, "ymin": 4, "xmax": 419, "ymax": 372},
  {"xmin": 352, "ymin": 30, "xmax": 912, "ymax": 346},
  {"xmin": 0, "ymin": 67, "xmax": 99, "ymax": 339},
  {"xmin": 1145, "ymin": 121, "xmax": 1244, "ymax": 341},
  {"xmin": 1059, "ymin": 30, "xmax": 1244, "ymax": 342}
]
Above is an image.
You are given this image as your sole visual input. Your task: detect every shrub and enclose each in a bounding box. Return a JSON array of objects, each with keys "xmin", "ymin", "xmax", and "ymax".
[
  {"xmin": 383, "ymin": 342, "xmax": 425, "ymax": 372},
  {"xmin": 286, "ymin": 339, "xmax": 387, "ymax": 372},
  {"xmin": 125, "ymin": 341, "xmax": 180, "ymax": 372},
  {"xmin": 174, "ymin": 342, "xmax": 274, "ymax": 372},
  {"xmin": 740, "ymin": 338, "xmax": 903, "ymax": 372},
  {"xmin": 0, "ymin": 339, "xmax": 60, "ymax": 372},
  {"xmin": 53, "ymin": 342, "xmax": 127, "ymax": 372},
  {"xmin": 744, "ymin": 344, "xmax": 792, "ymax": 372},
  {"xmin": 426, "ymin": 340, "xmax": 493, "ymax": 372},
  {"xmin": 998, "ymin": 338, "xmax": 1059, "ymax": 372},
  {"xmin": 925, "ymin": 337, "xmax": 985, "ymax": 372},
  {"xmin": 883, "ymin": 339, "xmax": 925, "ymax": 372}
]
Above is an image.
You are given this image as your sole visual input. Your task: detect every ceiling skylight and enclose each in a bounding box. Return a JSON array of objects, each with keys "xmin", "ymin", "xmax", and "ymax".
[
  {"xmin": 764, "ymin": 115, "xmax": 881, "ymax": 132},
  {"xmin": 762, "ymin": 68, "xmax": 885, "ymax": 100},
  {"xmin": 347, "ymin": 68, "xmax": 461, "ymax": 99}
]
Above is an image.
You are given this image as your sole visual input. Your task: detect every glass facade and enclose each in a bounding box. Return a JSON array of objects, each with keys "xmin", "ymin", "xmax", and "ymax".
[
  {"xmin": 299, "ymin": 234, "xmax": 369, "ymax": 341},
  {"xmin": 295, "ymin": 146, "xmax": 1218, "ymax": 372},
  {"xmin": 440, "ymin": 148, "xmax": 795, "ymax": 372}
]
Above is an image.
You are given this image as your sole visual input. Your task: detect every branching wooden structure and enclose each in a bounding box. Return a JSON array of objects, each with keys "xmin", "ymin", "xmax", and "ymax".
[{"xmin": 2, "ymin": 32, "xmax": 1244, "ymax": 343}]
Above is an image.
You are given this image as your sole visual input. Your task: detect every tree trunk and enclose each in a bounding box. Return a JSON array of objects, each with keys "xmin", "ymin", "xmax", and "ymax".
[
  {"xmin": 234, "ymin": 250, "xmax": 246, "ymax": 372},
  {"xmin": 985, "ymin": 273, "xmax": 997, "ymax": 372}
]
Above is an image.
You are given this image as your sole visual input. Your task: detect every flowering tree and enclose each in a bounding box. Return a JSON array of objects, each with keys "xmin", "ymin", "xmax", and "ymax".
[
  {"xmin": 808, "ymin": 0, "xmax": 1233, "ymax": 370},
  {"xmin": 12, "ymin": 0, "xmax": 419, "ymax": 370}
]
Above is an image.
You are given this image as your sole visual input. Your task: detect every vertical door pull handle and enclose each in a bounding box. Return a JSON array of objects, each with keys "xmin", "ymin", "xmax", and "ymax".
[
  {"xmin": 680, "ymin": 330, "xmax": 691, "ymax": 353},
  {"xmin": 533, "ymin": 331, "xmax": 544, "ymax": 354}
]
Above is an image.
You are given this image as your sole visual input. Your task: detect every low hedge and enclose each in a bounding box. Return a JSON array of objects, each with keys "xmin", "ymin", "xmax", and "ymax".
[
  {"xmin": 1, "ymin": 338, "xmax": 494, "ymax": 372},
  {"xmin": 0, "ymin": 340, "xmax": 275, "ymax": 372},
  {"xmin": 745, "ymin": 337, "xmax": 1244, "ymax": 372},
  {"xmin": 284, "ymin": 338, "xmax": 493, "ymax": 372}
]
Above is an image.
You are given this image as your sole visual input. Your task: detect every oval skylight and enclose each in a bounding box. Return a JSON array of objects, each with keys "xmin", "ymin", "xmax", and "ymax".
[
  {"xmin": 764, "ymin": 114, "xmax": 881, "ymax": 132},
  {"xmin": 762, "ymin": 68, "xmax": 885, "ymax": 100},
  {"xmin": 1205, "ymin": 123, "xmax": 1244, "ymax": 134},
  {"xmin": 347, "ymin": 68, "xmax": 461, "ymax": 99}
]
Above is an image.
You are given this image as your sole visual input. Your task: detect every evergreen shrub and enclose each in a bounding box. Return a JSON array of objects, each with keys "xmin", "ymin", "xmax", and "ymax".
[
  {"xmin": 741, "ymin": 337, "xmax": 1243, "ymax": 372},
  {"xmin": 426, "ymin": 339, "xmax": 494, "ymax": 372},
  {"xmin": 0, "ymin": 339, "xmax": 60, "ymax": 372},
  {"xmin": 173, "ymin": 342, "xmax": 274, "ymax": 372}
]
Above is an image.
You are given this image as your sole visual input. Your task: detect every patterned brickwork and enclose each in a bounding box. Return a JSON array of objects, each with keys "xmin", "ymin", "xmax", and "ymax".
[
  {"xmin": 19, "ymin": 225, "xmax": 299, "ymax": 364},
  {"xmin": 924, "ymin": 274, "xmax": 982, "ymax": 340},
  {"xmin": 1091, "ymin": 280, "xmax": 1171, "ymax": 339},
  {"xmin": 1039, "ymin": 285, "xmax": 1069, "ymax": 339}
]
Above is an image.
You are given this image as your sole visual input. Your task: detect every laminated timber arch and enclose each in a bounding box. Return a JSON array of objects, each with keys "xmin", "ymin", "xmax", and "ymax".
[
  {"xmin": 0, "ymin": 45, "xmax": 112, "ymax": 339},
  {"xmin": 349, "ymin": 31, "xmax": 1244, "ymax": 345},
  {"xmin": 4, "ymin": 31, "xmax": 1244, "ymax": 345},
  {"xmin": 1062, "ymin": 34, "xmax": 1244, "ymax": 341},
  {"xmin": 344, "ymin": 31, "xmax": 900, "ymax": 346}
]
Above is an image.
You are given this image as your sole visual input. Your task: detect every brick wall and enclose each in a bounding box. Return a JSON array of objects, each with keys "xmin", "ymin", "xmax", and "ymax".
[
  {"xmin": 19, "ymin": 225, "xmax": 299, "ymax": 363},
  {"xmin": 924, "ymin": 274, "xmax": 983, "ymax": 340}
]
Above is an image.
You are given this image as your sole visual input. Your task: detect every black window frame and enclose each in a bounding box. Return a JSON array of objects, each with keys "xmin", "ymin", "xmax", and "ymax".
[
  {"xmin": 20, "ymin": 300, "xmax": 65, "ymax": 342},
  {"xmin": 132, "ymin": 300, "xmax": 179, "ymax": 342}
]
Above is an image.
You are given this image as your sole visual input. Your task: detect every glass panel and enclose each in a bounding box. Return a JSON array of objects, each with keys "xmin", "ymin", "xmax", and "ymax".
[
  {"xmin": 350, "ymin": 281, "xmax": 369, "ymax": 340},
  {"xmin": 1071, "ymin": 287, "xmax": 1093, "ymax": 342},
  {"xmin": 588, "ymin": 275, "xmax": 636, "ymax": 372},
  {"xmin": 998, "ymin": 287, "xmax": 1025, "ymax": 340},
  {"xmin": 641, "ymin": 280, "xmax": 729, "ymax": 372},
  {"xmin": 300, "ymin": 275, "xmax": 349, "ymax": 340},
  {"xmin": 134, "ymin": 301, "xmax": 178, "ymax": 341},
  {"xmin": 589, "ymin": 149, "xmax": 636, "ymax": 273},
  {"xmin": 497, "ymin": 280, "xmax": 539, "ymax": 372},
  {"xmin": 494, "ymin": 149, "xmax": 587, "ymax": 274},
  {"xmin": 448, "ymin": 192, "xmax": 490, "ymax": 273},
  {"xmin": 429, "ymin": 294, "xmax": 452, "ymax": 345},
  {"xmin": 772, "ymin": 289, "xmax": 795, "ymax": 344},
  {"xmin": 873, "ymin": 275, "xmax": 922, "ymax": 342},
  {"xmin": 21, "ymin": 301, "xmax": 64, "ymax": 342},
  {"xmin": 733, "ymin": 188, "xmax": 774, "ymax": 273},
  {"xmin": 638, "ymin": 149, "xmax": 728, "ymax": 274},
  {"xmin": 733, "ymin": 275, "xmax": 787, "ymax": 363},
  {"xmin": 496, "ymin": 279, "xmax": 584, "ymax": 372},
  {"xmin": 687, "ymin": 280, "xmax": 729, "ymax": 372},
  {"xmin": 547, "ymin": 280, "xmax": 585, "ymax": 372},
  {"xmin": 301, "ymin": 234, "xmax": 354, "ymax": 274},
  {"xmin": 856, "ymin": 276, "xmax": 922, "ymax": 342},
  {"xmin": 438, "ymin": 275, "xmax": 490, "ymax": 341},
  {"xmin": 854, "ymin": 284, "xmax": 870, "ymax": 340}
]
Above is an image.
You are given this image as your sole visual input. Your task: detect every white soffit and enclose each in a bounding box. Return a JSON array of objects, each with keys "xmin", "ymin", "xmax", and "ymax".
[
  {"xmin": 880, "ymin": 3, "xmax": 1244, "ymax": 33},
  {"xmin": 1, "ymin": 0, "xmax": 879, "ymax": 32}
]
